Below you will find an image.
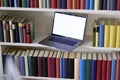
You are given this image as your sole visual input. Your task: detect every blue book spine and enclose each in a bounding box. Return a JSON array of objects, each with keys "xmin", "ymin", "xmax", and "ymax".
[
  {"xmin": 19, "ymin": 26, "xmax": 24, "ymax": 43},
  {"xmin": 99, "ymin": 24, "xmax": 104, "ymax": 47},
  {"xmin": 86, "ymin": 0, "xmax": 90, "ymax": 9},
  {"xmin": 60, "ymin": 58, "xmax": 63, "ymax": 78},
  {"xmin": 103, "ymin": 0, "xmax": 107, "ymax": 10},
  {"xmin": 90, "ymin": 0, "xmax": 94, "ymax": 10},
  {"xmin": 19, "ymin": 57, "xmax": 25, "ymax": 76},
  {"xmin": 91, "ymin": 60, "xmax": 97, "ymax": 80},
  {"xmin": 111, "ymin": 59, "xmax": 117, "ymax": 80},
  {"xmin": 80, "ymin": 59, "xmax": 86, "ymax": 80},
  {"xmin": 26, "ymin": 0, "xmax": 30, "ymax": 8},
  {"xmin": 0, "ymin": 20, "xmax": 4, "ymax": 42},
  {"xmin": 61, "ymin": 0, "xmax": 67, "ymax": 9},
  {"xmin": 109, "ymin": 0, "xmax": 117, "ymax": 10},
  {"xmin": 14, "ymin": 0, "xmax": 17, "ymax": 7},
  {"xmin": 63, "ymin": 58, "xmax": 68, "ymax": 78}
]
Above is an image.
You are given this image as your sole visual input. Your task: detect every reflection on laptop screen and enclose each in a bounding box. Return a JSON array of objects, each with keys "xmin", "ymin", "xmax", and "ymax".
[{"xmin": 53, "ymin": 12, "xmax": 87, "ymax": 40}]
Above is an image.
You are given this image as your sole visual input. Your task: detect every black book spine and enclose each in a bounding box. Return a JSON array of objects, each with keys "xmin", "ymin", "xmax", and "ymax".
[
  {"xmin": 14, "ymin": 22, "xmax": 19, "ymax": 42},
  {"xmin": 0, "ymin": 20, "xmax": 4, "ymax": 42},
  {"xmin": 68, "ymin": 59, "xmax": 74, "ymax": 79},
  {"xmin": 9, "ymin": 0, "xmax": 14, "ymax": 7},
  {"xmin": 43, "ymin": 57, "xmax": 48, "ymax": 77},
  {"xmin": 33, "ymin": 56, "xmax": 38, "ymax": 76}
]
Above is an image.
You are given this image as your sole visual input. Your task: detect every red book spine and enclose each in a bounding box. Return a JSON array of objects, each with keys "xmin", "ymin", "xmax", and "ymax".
[
  {"xmin": 67, "ymin": 0, "xmax": 73, "ymax": 9},
  {"xmin": 38, "ymin": 57, "xmax": 43, "ymax": 76},
  {"xmin": 26, "ymin": 24, "xmax": 32, "ymax": 43},
  {"xmin": 116, "ymin": 58, "xmax": 120, "ymax": 80},
  {"xmin": 56, "ymin": 58, "xmax": 60, "ymax": 78},
  {"xmin": 48, "ymin": 57, "xmax": 52, "ymax": 77},
  {"xmin": 30, "ymin": 0, "xmax": 35, "ymax": 8},
  {"xmin": 57, "ymin": 0, "xmax": 61, "ymax": 8},
  {"xmin": 102, "ymin": 60, "xmax": 107, "ymax": 80},
  {"xmin": 34, "ymin": 0, "xmax": 39, "ymax": 8},
  {"xmin": 51, "ymin": 0, "xmax": 57, "ymax": 8},
  {"xmin": 117, "ymin": 0, "xmax": 120, "ymax": 10},
  {"xmin": 96, "ymin": 60, "xmax": 102, "ymax": 80},
  {"xmin": 72, "ymin": 0, "xmax": 77, "ymax": 9},
  {"xmin": 77, "ymin": 0, "xmax": 80, "ymax": 9},
  {"xmin": 1, "ymin": 0, "xmax": 4, "ymax": 7},
  {"xmin": 106, "ymin": 60, "xmax": 111, "ymax": 80},
  {"xmin": 80, "ymin": 0, "xmax": 85, "ymax": 9}
]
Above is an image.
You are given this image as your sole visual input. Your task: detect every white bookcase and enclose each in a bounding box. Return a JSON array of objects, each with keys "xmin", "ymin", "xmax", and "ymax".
[{"xmin": 0, "ymin": 7, "xmax": 120, "ymax": 80}]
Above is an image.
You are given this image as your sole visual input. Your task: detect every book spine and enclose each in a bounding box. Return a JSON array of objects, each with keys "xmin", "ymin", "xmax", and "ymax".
[
  {"xmin": 63, "ymin": 58, "xmax": 68, "ymax": 78},
  {"xmin": 117, "ymin": 0, "xmax": 120, "ymax": 10},
  {"xmin": 19, "ymin": 57, "xmax": 25, "ymax": 75},
  {"xmin": 60, "ymin": 57, "xmax": 63, "ymax": 78},
  {"xmin": 106, "ymin": 60, "xmax": 112, "ymax": 80},
  {"xmin": 68, "ymin": 59, "xmax": 74, "ymax": 79},
  {"xmin": 86, "ymin": 0, "xmax": 90, "ymax": 9},
  {"xmin": 14, "ymin": 22, "xmax": 19, "ymax": 42},
  {"xmin": 94, "ymin": 0, "xmax": 99, "ymax": 10},
  {"xmin": 28, "ymin": 56, "xmax": 33, "ymax": 76},
  {"xmin": 52, "ymin": 57, "xmax": 56, "ymax": 77},
  {"xmin": 109, "ymin": 0, "xmax": 117, "ymax": 10},
  {"xmin": 30, "ymin": 0, "xmax": 35, "ymax": 8},
  {"xmin": 34, "ymin": 0, "xmax": 39, "ymax": 8},
  {"xmin": 37, "ymin": 57, "xmax": 43, "ymax": 76},
  {"xmin": 111, "ymin": 60, "xmax": 117, "ymax": 80},
  {"xmin": 32, "ymin": 56, "xmax": 38, "ymax": 76},
  {"xmin": 21, "ymin": 0, "xmax": 27, "ymax": 7},
  {"xmin": 102, "ymin": 60, "xmax": 107, "ymax": 80},
  {"xmin": 1, "ymin": 0, "xmax": 4, "ymax": 7},
  {"xmin": 80, "ymin": 59, "xmax": 86, "ymax": 80},
  {"xmin": 0, "ymin": 20, "xmax": 4, "ymax": 42},
  {"xmin": 46, "ymin": 0, "xmax": 50, "ymax": 8},
  {"xmin": 51, "ymin": 0, "xmax": 57, "ymax": 8},
  {"xmin": 90, "ymin": 0, "xmax": 94, "ymax": 10},
  {"xmin": 26, "ymin": 0, "xmax": 30, "ymax": 8},
  {"xmin": 80, "ymin": 0, "xmax": 85, "ymax": 9},
  {"xmin": 103, "ymin": 0, "xmax": 107, "ymax": 10},
  {"xmin": 91, "ymin": 60, "xmax": 97, "ymax": 80},
  {"xmin": 14, "ymin": 0, "xmax": 17, "ymax": 7},
  {"xmin": 5, "ymin": 23, "xmax": 10, "ymax": 42},
  {"xmin": 26, "ymin": 23, "xmax": 32, "ymax": 43},
  {"xmin": 48, "ymin": 57, "xmax": 52, "ymax": 77},
  {"xmin": 4, "ymin": 0, "xmax": 9, "ymax": 7},
  {"xmin": 86, "ymin": 60, "xmax": 92, "ymax": 80},
  {"xmin": 72, "ymin": 0, "xmax": 77, "ymax": 9},
  {"xmin": 18, "ymin": 23, "xmax": 24, "ymax": 43},
  {"xmin": 61, "ymin": 0, "xmax": 67, "ymax": 9},
  {"xmin": 9, "ymin": 0, "xmax": 14, "ymax": 7},
  {"xmin": 23, "ymin": 24, "xmax": 26, "ymax": 43},
  {"xmin": 116, "ymin": 58, "xmax": 120, "ymax": 80},
  {"xmin": 116, "ymin": 25, "xmax": 120, "ymax": 48},
  {"xmin": 43, "ymin": 57, "xmax": 48, "ymax": 77},
  {"xmin": 56, "ymin": 57, "xmax": 60, "ymax": 78},
  {"xmin": 96, "ymin": 60, "xmax": 102, "ymax": 80},
  {"xmin": 24, "ymin": 56, "xmax": 28, "ymax": 76},
  {"xmin": 99, "ymin": 24, "xmax": 104, "ymax": 47},
  {"xmin": 39, "ymin": 0, "xmax": 42, "ymax": 8},
  {"xmin": 57, "ymin": 0, "xmax": 61, "ymax": 8},
  {"xmin": 76, "ymin": 0, "xmax": 80, "ymax": 9},
  {"xmin": 109, "ymin": 25, "xmax": 117, "ymax": 48},
  {"xmin": 74, "ymin": 59, "xmax": 80, "ymax": 80},
  {"xmin": 67, "ymin": 0, "xmax": 72, "ymax": 9},
  {"xmin": 95, "ymin": 27, "xmax": 99, "ymax": 47}
]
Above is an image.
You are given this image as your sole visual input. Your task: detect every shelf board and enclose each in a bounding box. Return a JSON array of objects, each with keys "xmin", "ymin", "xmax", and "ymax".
[{"xmin": 0, "ymin": 7, "xmax": 120, "ymax": 14}]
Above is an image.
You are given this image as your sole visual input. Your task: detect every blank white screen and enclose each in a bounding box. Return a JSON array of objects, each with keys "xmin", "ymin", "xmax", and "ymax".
[{"xmin": 53, "ymin": 13, "xmax": 87, "ymax": 40}]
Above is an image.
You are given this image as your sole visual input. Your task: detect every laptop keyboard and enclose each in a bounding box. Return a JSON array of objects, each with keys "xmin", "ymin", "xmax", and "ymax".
[{"xmin": 49, "ymin": 36, "xmax": 77, "ymax": 46}]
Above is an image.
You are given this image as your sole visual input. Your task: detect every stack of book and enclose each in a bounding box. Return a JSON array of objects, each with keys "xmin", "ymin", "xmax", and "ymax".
[
  {"xmin": 93, "ymin": 18, "xmax": 120, "ymax": 48},
  {"xmin": 0, "ymin": 0, "xmax": 120, "ymax": 10},
  {"xmin": 2, "ymin": 48, "xmax": 120, "ymax": 80},
  {"xmin": 0, "ymin": 14, "xmax": 34, "ymax": 43}
]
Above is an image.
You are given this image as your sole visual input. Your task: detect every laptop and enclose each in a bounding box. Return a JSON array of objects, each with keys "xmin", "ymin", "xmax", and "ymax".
[{"xmin": 39, "ymin": 12, "xmax": 87, "ymax": 51}]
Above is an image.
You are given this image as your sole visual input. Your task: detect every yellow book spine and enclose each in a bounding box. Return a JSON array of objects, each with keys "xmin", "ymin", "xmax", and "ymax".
[
  {"xmin": 95, "ymin": 31, "xmax": 99, "ymax": 47},
  {"xmin": 109, "ymin": 25, "xmax": 117, "ymax": 48},
  {"xmin": 94, "ymin": 0, "xmax": 99, "ymax": 10},
  {"xmin": 104, "ymin": 25, "xmax": 110, "ymax": 47},
  {"xmin": 116, "ymin": 25, "xmax": 120, "ymax": 48}
]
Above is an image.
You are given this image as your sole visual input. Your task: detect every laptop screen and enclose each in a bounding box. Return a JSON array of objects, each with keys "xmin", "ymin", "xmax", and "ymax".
[{"xmin": 52, "ymin": 12, "xmax": 87, "ymax": 40}]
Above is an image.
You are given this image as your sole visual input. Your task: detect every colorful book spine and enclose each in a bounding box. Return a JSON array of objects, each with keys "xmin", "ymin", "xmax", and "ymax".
[
  {"xmin": 38, "ymin": 56, "xmax": 43, "ymax": 76},
  {"xmin": 72, "ymin": 0, "xmax": 77, "ymax": 9},
  {"xmin": 60, "ymin": 57, "xmax": 63, "ymax": 78},
  {"xmin": 109, "ymin": 0, "xmax": 117, "ymax": 10},
  {"xmin": 48, "ymin": 55, "xmax": 52, "ymax": 77},
  {"xmin": 111, "ymin": 59, "xmax": 117, "ymax": 80},
  {"xmin": 19, "ymin": 56, "xmax": 25, "ymax": 75},
  {"xmin": 91, "ymin": 60, "xmax": 97, "ymax": 80},
  {"xmin": 80, "ymin": 59, "xmax": 86, "ymax": 80},
  {"xmin": 95, "ymin": 26, "xmax": 99, "ymax": 47},
  {"xmin": 26, "ymin": 23, "xmax": 32, "ymax": 43},
  {"xmin": 116, "ymin": 24, "xmax": 120, "ymax": 48},
  {"xmin": 34, "ymin": 0, "xmax": 39, "ymax": 8},
  {"xmin": 103, "ymin": 0, "xmax": 107, "ymax": 10},
  {"xmin": 86, "ymin": 0, "xmax": 90, "ymax": 9},
  {"xmin": 68, "ymin": 58, "xmax": 74, "ymax": 78},
  {"xmin": 63, "ymin": 58, "xmax": 68, "ymax": 78},
  {"xmin": 51, "ymin": 0, "xmax": 57, "ymax": 8},
  {"xmin": 90, "ymin": 0, "xmax": 94, "ymax": 10},
  {"xmin": 86, "ymin": 59, "xmax": 92, "ymax": 80},
  {"xmin": 4, "ymin": 0, "xmax": 9, "ymax": 7},
  {"xmin": 117, "ymin": 0, "xmax": 120, "ymax": 10},
  {"xmin": 61, "ymin": 0, "xmax": 67, "ymax": 9},
  {"xmin": 67, "ymin": 0, "xmax": 72, "ymax": 9},
  {"xmin": 26, "ymin": 0, "xmax": 30, "ymax": 7},
  {"xmin": 94, "ymin": 0, "xmax": 100, "ymax": 10},
  {"xmin": 57, "ymin": 0, "xmax": 61, "ymax": 8},
  {"xmin": 80, "ymin": 0, "xmax": 85, "ymax": 9},
  {"xmin": 18, "ymin": 23, "xmax": 24, "ymax": 43},
  {"xmin": 21, "ymin": 0, "xmax": 27, "ymax": 7}
]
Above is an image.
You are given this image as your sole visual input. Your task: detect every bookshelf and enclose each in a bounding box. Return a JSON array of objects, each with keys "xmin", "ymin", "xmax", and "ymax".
[{"xmin": 0, "ymin": 7, "xmax": 120, "ymax": 80}]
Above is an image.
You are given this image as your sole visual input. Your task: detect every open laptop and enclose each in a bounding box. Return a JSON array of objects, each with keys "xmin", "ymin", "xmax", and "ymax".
[{"xmin": 39, "ymin": 12, "xmax": 87, "ymax": 51}]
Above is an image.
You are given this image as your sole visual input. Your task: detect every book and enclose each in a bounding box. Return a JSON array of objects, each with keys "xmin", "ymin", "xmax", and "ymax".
[
  {"xmin": 86, "ymin": 53, "xmax": 92, "ymax": 80},
  {"xmin": 117, "ymin": 0, "xmax": 120, "ymax": 10},
  {"xmin": 74, "ymin": 52, "xmax": 81, "ymax": 80},
  {"xmin": 19, "ymin": 50, "xmax": 26, "ymax": 76},
  {"xmin": 92, "ymin": 20, "xmax": 97, "ymax": 46},
  {"xmin": 76, "ymin": 0, "xmax": 80, "ymax": 9},
  {"xmin": 60, "ymin": 52, "xmax": 63, "ymax": 78},
  {"xmin": 21, "ymin": 0, "xmax": 27, "ymax": 7},
  {"xmin": 57, "ymin": 0, "xmax": 61, "ymax": 8},
  {"xmin": 72, "ymin": 0, "xmax": 77, "ymax": 9},
  {"xmin": 111, "ymin": 52, "xmax": 117, "ymax": 80},
  {"xmin": 99, "ymin": 0, "xmax": 103, "ymax": 10},
  {"xmin": 26, "ymin": 0, "xmax": 30, "ymax": 7},
  {"xmin": 42, "ymin": 0, "xmax": 46, "ymax": 8},
  {"xmin": 43, "ymin": 50, "xmax": 49, "ymax": 77},
  {"xmin": 86, "ymin": 0, "xmax": 90, "ymax": 9},
  {"xmin": 39, "ymin": 0, "xmax": 42, "ymax": 8},
  {"xmin": 91, "ymin": 53, "xmax": 97, "ymax": 80},
  {"xmin": 109, "ymin": 0, "xmax": 117, "ymax": 10},
  {"xmin": 68, "ymin": 52, "xmax": 75, "ymax": 79},
  {"xmin": 38, "ymin": 50, "xmax": 44, "ymax": 76},
  {"xmin": 90, "ymin": 0, "xmax": 94, "ymax": 10},
  {"xmin": 107, "ymin": 0, "xmax": 110, "ymax": 10},
  {"xmin": 51, "ymin": 0, "xmax": 57, "ymax": 8},
  {"xmin": 103, "ymin": 0, "xmax": 107, "ymax": 10},
  {"xmin": 94, "ymin": 0, "xmax": 100, "ymax": 10},
  {"xmin": 14, "ymin": 49, "xmax": 22, "ymax": 74},
  {"xmin": 34, "ymin": 0, "xmax": 39, "ymax": 8},
  {"xmin": 4, "ymin": 0, "xmax": 9, "ymax": 7},
  {"xmin": 52, "ymin": 51, "xmax": 57, "ymax": 77},
  {"xmin": 67, "ymin": 0, "xmax": 72, "ymax": 9},
  {"xmin": 115, "ymin": 52, "xmax": 120, "ymax": 80},
  {"xmin": 62, "ymin": 51, "xmax": 69, "ymax": 78},
  {"xmin": 48, "ymin": 51, "xmax": 53, "ymax": 77},
  {"xmin": 14, "ymin": 0, "xmax": 17, "ymax": 7},
  {"xmin": 30, "ymin": 0, "xmax": 35, "ymax": 8},
  {"xmin": 80, "ymin": 0, "xmax": 85, "ymax": 9},
  {"xmin": 61, "ymin": 0, "xmax": 67, "ymax": 9},
  {"xmin": 56, "ymin": 51, "xmax": 61, "ymax": 78},
  {"xmin": 46, "ymin": 0, "xmax": 50, "ymax": 8},
  {"xmin": 102, "ymin": 53, "xmax": 107, "ymax": 80},
  {"xmin": 95, "ymin": 22, "xmax": 100, "ymax": 47},
  {"xmin": 99, "ymin": 20, "xmax": 105, "ymax": 47},
  {"xmin": 104, "ymin": 20, "xmax": 110, "ymax": 47},
  {"xmin": 27, "ymin": 49, "xmax": 34, "ymax": 76},
  {"xmin": 116, "ymin": 22, "xmax": 120, "ymax": 48},
  {"xmin": 80, "ymin": 52, "xmax": 87, "ymax": 80},
  {"xmin": 26, "ymin": 22, "xmax": 32, "ymax": 43},
  {"xmin": 1, "ymin": 0, "xmax": 4, "ymax": 6},
  {"xmin": 109, "ymin": 20, "xmax": 117, "ymax": 48},
  {"xmin": 96, "ymin": 53, "xmax": 102, "ymax": 80},
  {"xmin": 32, "ymin": 50, "xmax": 39, "ymax": 76},
  {"xmin": 106, "ymin": 53, "xmax": 112, "ymax": 80}
]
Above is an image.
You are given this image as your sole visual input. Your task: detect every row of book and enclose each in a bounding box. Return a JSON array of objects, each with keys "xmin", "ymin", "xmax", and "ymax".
[
  {"xmin": 0, "ymin": 14, "xmax": 35, "ymax": 43},
  {"xmin": 93, "ymin": 18, "xmax": 120, "ymax": 48},
  {"xmin": 0, "ymin": 0, "xmax": 120, "ymax": 10},
  {"xmin": 2, "ymin": 48, "xmax": 120, "ymax": 80}
]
